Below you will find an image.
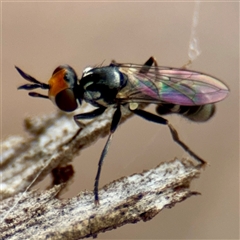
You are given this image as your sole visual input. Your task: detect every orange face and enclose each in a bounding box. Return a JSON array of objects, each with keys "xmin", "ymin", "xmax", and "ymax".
[
  {"xmin": 48, "ymin": 68, "xmax": 69, "ymax": 100},
  {"xmin": 48, "ymin": 66, "xmax": 78, "ymax": 112}
]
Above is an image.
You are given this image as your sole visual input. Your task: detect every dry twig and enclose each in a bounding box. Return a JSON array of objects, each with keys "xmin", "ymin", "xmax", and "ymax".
[{"xmin": 1, "ymin": 105, "xmax": 203, "ymax": 239}]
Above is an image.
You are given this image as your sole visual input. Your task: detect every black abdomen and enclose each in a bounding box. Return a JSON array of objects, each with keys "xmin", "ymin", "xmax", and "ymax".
[{"xmin": 156, "ymin": 103, "xmax": 215, "ymax": 122}]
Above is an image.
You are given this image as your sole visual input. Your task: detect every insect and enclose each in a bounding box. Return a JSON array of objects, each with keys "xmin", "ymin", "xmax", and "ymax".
[{"xmin": 16, "ymin": 56, "xmax": 229, "ymax": 203}]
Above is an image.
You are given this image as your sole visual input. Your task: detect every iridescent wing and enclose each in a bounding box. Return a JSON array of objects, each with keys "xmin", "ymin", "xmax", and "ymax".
[{"xmin": 116, "ymin": 64, "xmax": 229, "ymax": 106}]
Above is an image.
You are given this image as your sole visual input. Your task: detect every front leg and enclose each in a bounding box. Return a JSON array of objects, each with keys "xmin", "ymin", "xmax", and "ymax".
[
  {"xmin": 94, "ymin": 105, "xmax": 122, "ymax": 204},
  {"xmin": 73, "ymin": 106, "xmax": 106, "ymax": 128}
]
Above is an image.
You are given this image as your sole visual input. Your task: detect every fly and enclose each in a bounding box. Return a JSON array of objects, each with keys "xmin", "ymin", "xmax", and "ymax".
[{"xmin": 16, "ymin": 56, "xmax": 229, "ymax": 203}]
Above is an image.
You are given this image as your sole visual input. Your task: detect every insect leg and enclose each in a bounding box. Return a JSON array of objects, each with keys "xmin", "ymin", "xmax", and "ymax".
[
  {"xmin": 131, "ymin": 108, "xmax": 168, "ymax": 125},
  {"xmin": 73, "ymin": 106, "xmax": 107, "ymax": 127},
  {"xmin": 130, "ymin": 108, "xmax": 206, "ymax": 167},
  {"xmin": 94, "ymin": 105, "xmax": 122, "ymax": 204},
  {"xmin": 167, "ymin": 123, "xmax": 206, "ymax": 166},
  {"xmin": 139, "ymin": 56, "xmax": 159, "ymax": 73}
]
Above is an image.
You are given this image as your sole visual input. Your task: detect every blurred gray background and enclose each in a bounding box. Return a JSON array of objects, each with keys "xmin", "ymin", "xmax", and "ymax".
[{"xmin": 2, "ymin": 2, "xmax": 238, "ymax": 239}]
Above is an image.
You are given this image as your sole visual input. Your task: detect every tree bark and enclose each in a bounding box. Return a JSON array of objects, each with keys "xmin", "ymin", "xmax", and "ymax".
[{"xmin": 0, "ymin": 106, "xmax": 202, "ymax": 239}]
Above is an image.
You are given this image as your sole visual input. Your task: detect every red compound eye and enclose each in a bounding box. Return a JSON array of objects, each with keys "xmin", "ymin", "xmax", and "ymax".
[{"xmin": 55, "ymin": 88, "xmax": 78, "ymax": 112}]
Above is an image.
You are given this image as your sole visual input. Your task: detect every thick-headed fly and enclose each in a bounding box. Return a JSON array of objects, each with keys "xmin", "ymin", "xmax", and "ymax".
[{"xmin": 16, "ymin": 57, "xmax": 229, "ymax": 203}]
